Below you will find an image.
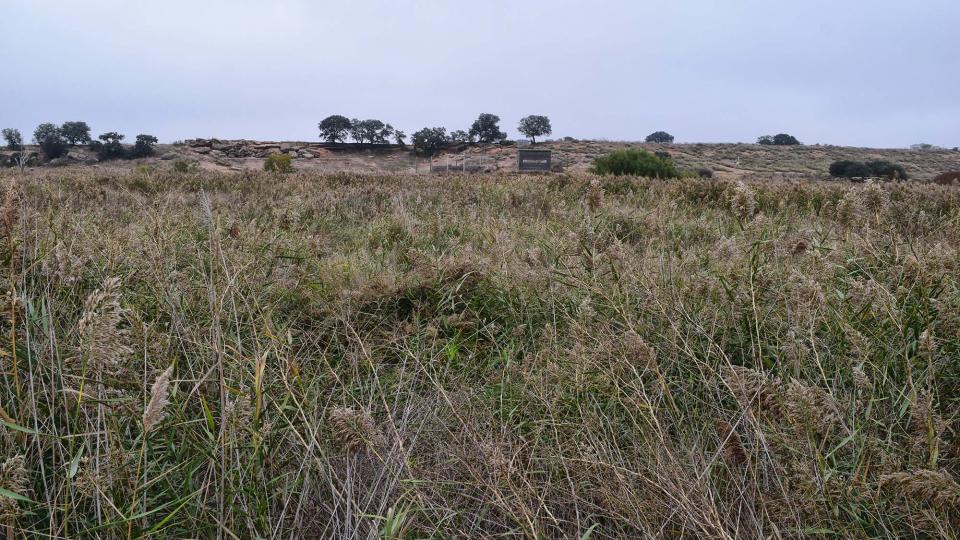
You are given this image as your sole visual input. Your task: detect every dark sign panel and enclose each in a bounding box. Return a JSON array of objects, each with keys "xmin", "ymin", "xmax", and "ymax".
[{"xmin": 517, "ymin": 149, "xmax": 552, "ymax": 172}]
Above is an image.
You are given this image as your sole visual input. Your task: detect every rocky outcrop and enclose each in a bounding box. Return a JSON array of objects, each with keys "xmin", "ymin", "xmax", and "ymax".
[
  {"xmin": 183, "ymin": 139, "xmax": 401, "ymax": 159},
  {"xmin": 186, "ymin": 139, "xmax": 287, "ymax": 158}
]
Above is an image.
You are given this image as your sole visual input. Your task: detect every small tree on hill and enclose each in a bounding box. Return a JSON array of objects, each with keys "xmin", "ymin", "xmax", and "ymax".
[
  {"xmin": 318, "ymin": 115, "xmax": 352, "ymax": 143},
  {"xmin": 61, "ymin": 121, "xmax": 92, "ymax": 145},
  {"xmin": 757, "ymin": 133, "xmax": 801, "ymax": 146},
  {"xmin": 377, "ymin": 123, "xmax": 395, "ymax": 145},
  {"xmin": 94, "ymin": 132, "xmax": 126, "ymax": 160},
  {"xmin": 33, "ymin": 123, "xmax": 67, "ymax": 159},
  {"xmin": 130, "ymin": 134, "xmax": 159, "ymax": 158},
  {"xmin": 348, "ymin": 119, "xmax": 365, "ymax": 144},
  {"xmin": 33, "ymin": 123, "xmax": 60, "ymax": 144},
  {"xmin": 773, "ymin": 133, "xmax": 801, "ymax": 145},
  {"xmin": 2, "ymin": 128, "xmax": 22, "ymax": 150},
  {"xmin": 645, "ymin": 131, "xmax": 674, "ymax": 144},
  {"xmin": 349, "ymin": 119, "xmax": 392, "ymax": 145},
  {"xmin": 518, "ymin": 115, "xmax": 552, "ymax": 144},
  {"xmin": 449, "ymin": 130, "xmax": 470, "ymax": 143},
  {"xmin": 394, "ymin": 130, "xmax": 407, "ymax": 146},
  {"xmin": 412, "ymin": 127, "xmax": 447, "ymax": 156},
  {"xmin": 469, "ymin": 113, "xmax": 507, "ymax": 144}
]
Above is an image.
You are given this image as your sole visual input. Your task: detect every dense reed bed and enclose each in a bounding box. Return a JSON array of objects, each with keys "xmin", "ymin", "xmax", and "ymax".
[{"xmin": 1, "ymin": 168, "xmax": 959, "ymax": 538}]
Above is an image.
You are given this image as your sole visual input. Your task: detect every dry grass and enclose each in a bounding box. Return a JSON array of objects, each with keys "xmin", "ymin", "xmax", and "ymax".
[{"xmin": 1, "ymin": 167, "xmax": 959, "ymax": 538}]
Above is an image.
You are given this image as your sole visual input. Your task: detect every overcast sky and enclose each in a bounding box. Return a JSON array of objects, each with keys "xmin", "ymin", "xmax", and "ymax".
[{"xmin": 2, "ymin": 0, "xmax": 958, "ymax": 147}]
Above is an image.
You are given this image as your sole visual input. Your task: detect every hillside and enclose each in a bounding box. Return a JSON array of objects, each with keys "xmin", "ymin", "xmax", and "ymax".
[{"xmin": 5, "ymin": 139, "xmax": 960, "ymax": 180}]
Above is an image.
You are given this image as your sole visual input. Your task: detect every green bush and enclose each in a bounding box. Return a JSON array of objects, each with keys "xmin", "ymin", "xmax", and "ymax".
[
  {"xmin": 829, "ymin": 160, "xmax": 868, "ymax": 178},
  {"xmin": 172, "ymin": 158, "xmax": 197, "ymax": 173},
  {"xmin": 590, "ymin": 148, "xmax": 682, "ymax": 178},
  {"xmin": 264, "ymin": 153, "xmax": 294, "ymax": 173},
  {"xmin": 865, "ymin": 160, "xmax": 908, "ymax": 180},
  {"xmin": 829, "ymin": 159, "xmax": 908, "ymax": 181}
]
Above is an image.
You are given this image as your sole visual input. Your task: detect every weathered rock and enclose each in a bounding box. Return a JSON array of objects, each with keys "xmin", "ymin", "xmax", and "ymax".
[
  {"xmin": 194, "ymin": 146, "xmax": 211, "ymax": 154},
  {"xmin": 160, "ymin": 152, "xmax": 178, "ymax": 160},
  {"xmin": 48, "ymin": 157, "xmax": 69, "ymax": 167},
  {"xmin": 66, "ymin": 150, "xmax": 85, "ymax": 161}
]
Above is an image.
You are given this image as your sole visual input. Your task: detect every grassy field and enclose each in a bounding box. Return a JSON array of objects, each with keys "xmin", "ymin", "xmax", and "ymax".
[{"xmin": 1, "ymin": 168, "xmax": 959, "ymax": 538}]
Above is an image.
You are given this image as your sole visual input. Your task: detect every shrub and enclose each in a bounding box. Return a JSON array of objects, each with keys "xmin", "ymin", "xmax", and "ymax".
[
  {"xmin": 865, "ymin": 160, "xmax": 908, "ymax": 180},
  {"xmin": 697, "ymin": 167, "xmax": 714, "ymax": 178},
  {"xmin": 932, "ymin": 171, "xmax": 960, "ymax": 185},
  {"xmin": 590, "ymin": 148, "xmax": 682, "ymax": 178},
  {"xmin": 645, "ymin": 131, "xmax": 674, "ymax": 143},
  {"xmin": 829, "ymin": 160, "xmax": 872, "ymax": 180},
  {"xmin": 518, "ymin": 115, "xmax": 552, "ymax": 144},
  {"xmin": 172, "ymin": 158, "xmax": 197, "ymax": 173},
  {"xmin": 264, "ymin": 153, "xmax": 294, "ymax": 173},
  {"xmin": 61, "ymin": 121, "xmax": 92, "ymax": 145},
  {"xmin": 412, "ymin": 127, "xmax": 448, "ymax": 156},
  {"xmin": 829, "ymin": 160, "xmax": 908, "ymax": 181},
  {"xmin": 318, "ymin": 115, "xmax": 352, "ymax": 143},
  {"xmin": 2, "ymin": 128, "xmax": 22, "ymax": 150},
  {"xmin": 468, "ymin": 113, "xmax": 507, "ymax": 143},
  {"xmin": 130, "ymin": 134, "xmax": 159, "ymax": 158},
  {"xmin": 829, "ymin": 160, "xmax": 859, "ymax": 177}
]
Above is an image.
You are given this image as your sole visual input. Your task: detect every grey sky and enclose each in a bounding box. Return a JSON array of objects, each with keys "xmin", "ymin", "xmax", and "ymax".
[{"xmin": 2, "ymin": 0, "xmax": 958, "ymax": 147}]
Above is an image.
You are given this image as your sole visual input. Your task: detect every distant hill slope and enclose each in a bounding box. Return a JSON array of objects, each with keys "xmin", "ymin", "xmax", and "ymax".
[
  {"xmin": 544, "ymin": 141, "xmax": 960, "ymax": 181},
  {"xmin": 6, "ymin": 140, "xmax": 960, "ymax": 180}
]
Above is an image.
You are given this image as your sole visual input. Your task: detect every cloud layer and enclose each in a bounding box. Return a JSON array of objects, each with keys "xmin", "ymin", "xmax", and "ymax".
[{"xmin": 2, "ymin": 0, "xmax": 957, "ymax": 147}]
